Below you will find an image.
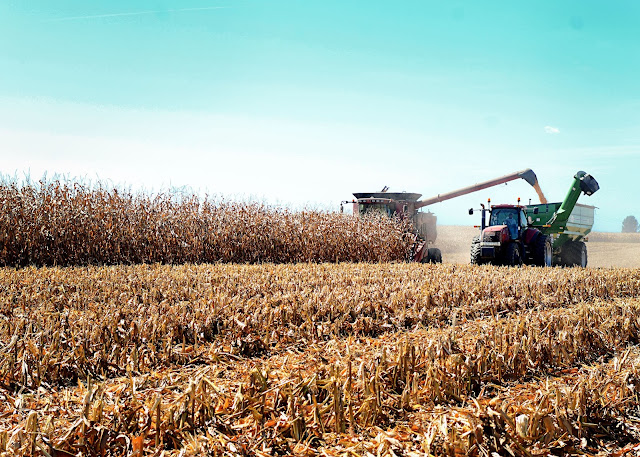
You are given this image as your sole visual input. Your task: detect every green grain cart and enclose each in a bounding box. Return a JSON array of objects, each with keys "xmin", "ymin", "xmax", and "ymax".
[{"xmin": 525, "ymin": 171, "xmax": 599, "ymax": 267}]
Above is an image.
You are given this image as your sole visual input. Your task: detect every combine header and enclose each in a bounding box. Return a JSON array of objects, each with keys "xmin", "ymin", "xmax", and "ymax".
[
  {"xmin": 469, "ymin": 171, "xmax": 599, "ymax": 267},
  {"xmin": 346, "ymin": 169, "xmax": 541, "ymax": 263}
]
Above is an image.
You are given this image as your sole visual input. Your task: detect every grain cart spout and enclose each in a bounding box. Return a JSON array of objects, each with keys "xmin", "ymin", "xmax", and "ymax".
[
  {"xmin": 546, "ymin": 171, "xmax": 599, "ymax": 230},
  {"xmin": 347, "ymin": 168, "xmax": 541, "ymax": 263}
]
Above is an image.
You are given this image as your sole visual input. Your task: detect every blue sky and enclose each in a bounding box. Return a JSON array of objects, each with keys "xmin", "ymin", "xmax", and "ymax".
[{"xmin": 1, "ymin": 1, "xmax": 638, "ymax": 231}]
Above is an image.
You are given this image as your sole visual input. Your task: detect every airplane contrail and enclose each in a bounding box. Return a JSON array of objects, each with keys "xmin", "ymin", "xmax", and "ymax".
[{"xmin": 44, "ymin": 6, "xmax": 228, "ymax": 22}]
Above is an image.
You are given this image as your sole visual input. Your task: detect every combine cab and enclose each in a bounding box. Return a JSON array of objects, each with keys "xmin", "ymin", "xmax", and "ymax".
[{"xmin": 346, "ymin": 169, "xmax": 541, "ymax": 263}]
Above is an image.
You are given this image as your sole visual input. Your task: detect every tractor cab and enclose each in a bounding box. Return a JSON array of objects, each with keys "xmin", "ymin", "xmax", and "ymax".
[
  {"xmin": 478, "ymin": 204, "xmax": 528, "ymax": 246},
  {"xmin": 488, "ymin": 205, "xmax": 528, "ymax": 240}
]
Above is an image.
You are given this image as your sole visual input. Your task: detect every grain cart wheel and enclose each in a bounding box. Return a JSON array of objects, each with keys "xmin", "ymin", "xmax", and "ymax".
[
  {"xmin": 558, "ymin": 241, "xmax": 574, "ymax": 266},
  {"xmin": 470, "ymin": 236, "xmax": 482, "ymax": 265},
  {"xmin": 532, "ymin": 234, "xmax": 552, "ymax": 267},
  {"xmin": 577, "ymin": 241, "xmax": 587, "ymax": 267},
  {"xmin": 427, "ymin": 248, "xmax": 442, "ymax": 263},
  {"xmin": 559, "ymin": 241, "xmax": 587, "ymax": 267},
  {"xmin": 503, "ymin": 242, "xmax": 523, "ymax": 266}
]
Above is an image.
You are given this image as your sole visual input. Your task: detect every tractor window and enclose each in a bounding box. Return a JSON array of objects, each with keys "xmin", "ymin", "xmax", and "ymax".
[
  {"xmin": 520, "ymin": 210, "xmax": 528, "ymax": 227},
  {"xmin": 489, "ymin": 208, "xmax": 519, "ymax": 226}
]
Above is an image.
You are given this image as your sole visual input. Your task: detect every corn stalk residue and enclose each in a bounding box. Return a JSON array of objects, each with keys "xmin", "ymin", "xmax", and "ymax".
[{"xmin": 1, "ymin": 264, "xmax": 640, "ymax": 455}]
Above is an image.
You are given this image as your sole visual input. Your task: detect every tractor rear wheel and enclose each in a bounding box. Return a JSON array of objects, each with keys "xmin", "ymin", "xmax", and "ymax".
[
  {"xmin": 470, "ymin": 236, "xmax": 482, "ymax": 265},
  {"xmin": 532, "ymin": 234, "xmax": 552, "ymax": 267},
  {"xmin": 503, "ymin": 242, "xmax": 522, "ymax": 266}
]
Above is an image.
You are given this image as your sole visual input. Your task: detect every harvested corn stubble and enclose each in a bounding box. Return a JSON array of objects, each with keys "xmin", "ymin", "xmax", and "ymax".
[{"xmin": 1, "ymin": 263, "xmax": 640, "ymax": 455}]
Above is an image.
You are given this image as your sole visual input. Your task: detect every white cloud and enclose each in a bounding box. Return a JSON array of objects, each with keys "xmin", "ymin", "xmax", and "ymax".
[{"xmin": 544, "ymin": 126, "xmax": 560, "ymax": 134}]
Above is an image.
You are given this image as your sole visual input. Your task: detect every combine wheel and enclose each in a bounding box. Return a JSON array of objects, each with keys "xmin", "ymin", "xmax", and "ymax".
[
  {"xmin": 428, "ymin": 248, "xmax": 442, "ymax": 263},
  {"xmin": 421, "ymin": 247, "xmax": 442, "ymax": 264},
  {"xmin": 532, "ymin": 234, "xmax": 552, "ymax": 267},
  {"xmin": 503, "ymin": 242, "xmax": 522, "ymax": 266},
  {"xmin": 470, "ymin": 236, "xmax": 482, "ymax": 265}
]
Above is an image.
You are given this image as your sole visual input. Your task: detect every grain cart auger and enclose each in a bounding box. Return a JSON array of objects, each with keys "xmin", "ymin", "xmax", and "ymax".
[
  {"xmin": 469, "ymin": 171, "xmax": 599, "ymax": 267},
  {"xmin": 343, "ymin": 169, "xmax": 540, "ymax": 263}
]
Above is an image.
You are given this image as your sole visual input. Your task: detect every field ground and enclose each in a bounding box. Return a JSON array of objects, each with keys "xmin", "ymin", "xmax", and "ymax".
[
  {"xmin": 437, "ymin": 225, "xmax": 640, "ymax": 268},
  {"xmin": 1, "ymin": 262, "xmax": 640, "ymax": 456}
]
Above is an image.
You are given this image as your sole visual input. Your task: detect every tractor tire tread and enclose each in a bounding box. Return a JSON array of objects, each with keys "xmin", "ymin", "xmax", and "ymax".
[
  {"xmin": 470, "ymin": 236, "xmax": 482, "ymax": 265},
  {"xmin": 503, "ymin": 242, "xmax": 522, "ymax": 267}
]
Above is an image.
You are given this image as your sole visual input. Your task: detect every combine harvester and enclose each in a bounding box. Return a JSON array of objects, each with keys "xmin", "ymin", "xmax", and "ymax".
[
  {"xmin": 469, "ymin": 171, "xmax": 599, "ymax": 267},
  {"xmin": 345, "ymin": 169, "xmax": 541, "ymax": 263}
]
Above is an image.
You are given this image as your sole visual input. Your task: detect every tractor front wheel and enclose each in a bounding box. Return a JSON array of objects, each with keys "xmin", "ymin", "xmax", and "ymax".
[
  {"xmin": 503, "ymin": 242, "xmax": 523, "ymax": 267},
  {"xmin": 470, "ymin": 236, "xmax": 482, "ymax": 265}
]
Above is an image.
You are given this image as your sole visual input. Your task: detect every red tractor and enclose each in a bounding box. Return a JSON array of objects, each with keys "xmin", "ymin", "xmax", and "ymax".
[{"xmin": 469, "ymin": 202, "xmax": 552, "ymax": 266}]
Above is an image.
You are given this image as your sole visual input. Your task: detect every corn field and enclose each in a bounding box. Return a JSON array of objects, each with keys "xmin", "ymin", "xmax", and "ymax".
[
  {"xmin": 1, "ymin": 263, "xmax": 640, "ymax": 456},
  {"xmin": 0, "ymin": 179, "xmax": 412, "ymax": 266}
]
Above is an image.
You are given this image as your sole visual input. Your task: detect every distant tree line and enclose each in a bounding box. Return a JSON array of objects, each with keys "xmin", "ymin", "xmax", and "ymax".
[{"xmin": 622, "ymin": 215, "xmax": 640, "ymax": 233}]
